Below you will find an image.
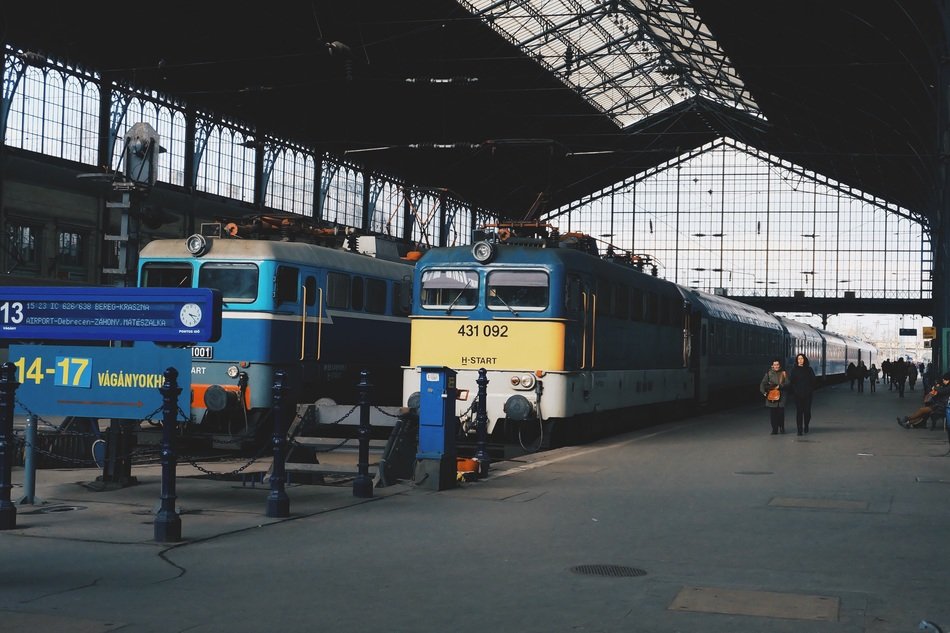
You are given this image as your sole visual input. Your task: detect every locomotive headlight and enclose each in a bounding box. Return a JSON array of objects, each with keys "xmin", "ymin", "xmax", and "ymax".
[
  {"xmin": 226, "ymin": 365, "xmax": 240, "ymax": 379},
  {"xmin": 471, "ymin": 240, "xmax": 496, "ymax": 263},
  {"xmin": 186, "ymin": 233, "xmax": 210, "ymax": 256},
  {"xmin": 510, "ymin": 373, "xmax": 536, "ymax": 390}
]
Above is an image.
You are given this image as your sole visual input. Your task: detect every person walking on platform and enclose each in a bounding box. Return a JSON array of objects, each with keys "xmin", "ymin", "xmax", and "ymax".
[
  {"xmin": 897, "ymin": 372, "xmax": 950, "ymax": 428},
  {"xmin": 760, "ymin": 359, "xmax": 789, "ymax": 435},
  {"xmin": 868, "ymin": 364, "xmax": 879, "ymax": 393},
  {"xmin": 882, "ymin": 358, "xmax": 891, "ymax": 388},
  {"xmin": 856, "ymin": 360, "xmax": 867, "ymax": 393},
  {"xmin": 789, "ymin": 353, "xmax": 816, "ymax": 435},
  {"xmin": 923, "ymin": 362, "xmax": 935, "ymax": 392},
  {"xmin": 907, "ymin": 362, "xmax": 918, "ymax": 391},
  {"xmin": 891, "ymin": 357, "xmax": 907, "ymax": 398},
  {"xmin": 847, "ymin": 362, "xmax": 857, "ymax": 390}
]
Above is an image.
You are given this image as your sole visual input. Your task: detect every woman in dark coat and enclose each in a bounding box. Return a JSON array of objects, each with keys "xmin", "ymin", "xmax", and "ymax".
[
  {"xmin": 760, "ymin": 358, "xmax": 789, "ymax": 434},
  {"xmin": 789, "ymin": 353, "xmax": 817, "ymax": 435}
]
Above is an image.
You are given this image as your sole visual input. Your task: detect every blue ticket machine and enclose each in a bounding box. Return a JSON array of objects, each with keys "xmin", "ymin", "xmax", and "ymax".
[{"xmin": 415, "ymin": 366, "xmax": 458, "ymax": 490}]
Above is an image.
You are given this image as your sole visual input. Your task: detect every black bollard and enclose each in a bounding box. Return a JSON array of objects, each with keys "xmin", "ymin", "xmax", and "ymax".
[
  {"xmin": 474, "ymin": 368, "xmax": 491, "ymax": 478},
  {"xmin": 154, "ymin": 367, "xmax": 182, "ymax": 542},
  {"xmin": 353, "ymin": 370, "xmax": 374, "ymax": 498},
  {"xmin": 0, "ymin": 363, "xmax": 19, "ymax": 530},
  {"xmin": 266, "ymin": 370, "xmax": 290, "ymax": 517}
]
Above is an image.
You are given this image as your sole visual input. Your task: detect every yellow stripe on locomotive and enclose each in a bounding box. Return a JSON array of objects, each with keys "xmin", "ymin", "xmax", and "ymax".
[{"xmin": 409, "ymin": 318, "xmax": 565, "ymax": 371}]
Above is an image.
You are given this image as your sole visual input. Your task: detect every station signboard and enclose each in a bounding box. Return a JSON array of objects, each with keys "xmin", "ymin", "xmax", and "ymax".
[
  {"xmin": 0, "ymin": 287, "xmax": 221, "ymax": 343},
  {"xmin": 9, "ymin": 344, "xmax": 191, "ymax": 419}
]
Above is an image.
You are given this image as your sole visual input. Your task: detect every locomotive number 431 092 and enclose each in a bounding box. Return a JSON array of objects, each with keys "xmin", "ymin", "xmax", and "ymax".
[{"xmin": 457, "ymin": 324, "xmax": 509, "ymax": 337}]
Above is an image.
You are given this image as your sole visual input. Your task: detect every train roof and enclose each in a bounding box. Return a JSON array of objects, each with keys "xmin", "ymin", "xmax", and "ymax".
[
  {"xmin": 774, "ymin": 315, "xmax": 823, "ymax": 340},
  {"xmin": 139, "ymin": 237, "xmax": 415, "ymax": 277},
  {"xmin": 417, "ymin": 243, "xmax": 684, "ymax": 297},
  {"xmin": 679, "ymin": 287, "xmax": 783, "ymax": 331}
]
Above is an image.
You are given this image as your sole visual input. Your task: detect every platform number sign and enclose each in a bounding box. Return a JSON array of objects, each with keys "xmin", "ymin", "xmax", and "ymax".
[
  {"xmin": 0, "ymin": 300, "xmax": 24, "ymax": 325},
  {"xmin": 10, "ymin": 345, "xmax": 191, "ymax": 419}
]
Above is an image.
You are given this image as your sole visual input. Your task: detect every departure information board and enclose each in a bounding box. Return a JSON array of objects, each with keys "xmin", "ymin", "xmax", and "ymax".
[{"xmin": 0, "ymin": 287, "xmax": 221, "ymax": 342}]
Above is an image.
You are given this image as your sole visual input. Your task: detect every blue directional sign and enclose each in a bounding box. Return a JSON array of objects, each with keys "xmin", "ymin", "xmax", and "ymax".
[
  {"xmin": 10, "ymin": 344, "xmax": 192, "ymax": 419},
  {"xmin": 0, "ymin": 287, "xmax": 221, "ymax": 342}
]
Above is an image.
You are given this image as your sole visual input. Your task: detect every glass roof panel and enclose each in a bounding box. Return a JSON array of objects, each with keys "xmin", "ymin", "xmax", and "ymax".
[{"xmin": 459, "ymin": 0, "xmax": 763, "ymax": 128}]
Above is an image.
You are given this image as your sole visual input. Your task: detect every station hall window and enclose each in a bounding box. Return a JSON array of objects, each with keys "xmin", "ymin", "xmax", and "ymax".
[
  {"xmin": 5, "ymin": 222, "xmax": 39, "ymax": 272},
  {"xmin": 57, "ymin": 230, "xmax": 85, "ymax": 267}
]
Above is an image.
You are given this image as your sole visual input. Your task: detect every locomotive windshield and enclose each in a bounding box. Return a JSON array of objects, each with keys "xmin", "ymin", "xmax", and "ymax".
[
  {"xmin": 198, "ymin": 263, "xmax": 259, "ymax": 303},
  {"xmin": 141, "ymin": 263, "xmax": 192, "ymax": 288},
  {"xmin": 487, "ymin": 270, "xmax": 548, "ymax": 311},
  {"xmin": 420, "ymin": 269, "xmax": 478, "ymax": 310}
]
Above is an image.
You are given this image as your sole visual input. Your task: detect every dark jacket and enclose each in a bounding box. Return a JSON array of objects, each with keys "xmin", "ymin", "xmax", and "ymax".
[
  {"xmin": 927, "ymin": 381, "xmax": 950, "ymax": 416},
  {"xmin": 789, "ymin": 365, "xmax": 816, "ymax": 398}
]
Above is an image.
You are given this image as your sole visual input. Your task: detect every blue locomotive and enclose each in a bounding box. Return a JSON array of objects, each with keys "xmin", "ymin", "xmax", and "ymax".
[
  {"xmin": 403, "ymin": 222, "xmax": 876, "ymax": 446},
  {"xmin": 137, "ymin": 214, "xmax": 417, "ymax": 449}
]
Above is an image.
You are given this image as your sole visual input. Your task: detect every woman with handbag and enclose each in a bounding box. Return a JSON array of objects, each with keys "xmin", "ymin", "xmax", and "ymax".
[{"xmin": 760, "ymin": 359, "xmax": 789, "ymax": 435}]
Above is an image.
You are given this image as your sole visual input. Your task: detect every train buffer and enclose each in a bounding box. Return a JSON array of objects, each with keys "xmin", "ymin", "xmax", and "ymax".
[
  {"xmin": 294, "ymin": 402, "xmax": 404, "ymax": 434},
  {"xmin": 273, "ymin": 437, "xmax": 389, "ymax": 485}
]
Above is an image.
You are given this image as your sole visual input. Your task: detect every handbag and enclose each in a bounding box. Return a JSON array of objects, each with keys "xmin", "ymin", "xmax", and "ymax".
[{"xmin": 766, "ymin": 370, "xmax": 785, "ymax": 402}]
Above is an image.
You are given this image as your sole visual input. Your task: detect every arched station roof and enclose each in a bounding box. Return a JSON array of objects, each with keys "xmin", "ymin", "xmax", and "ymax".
[{"xmin": 0, "ymin": 1, "xmax": 943, "ymax": 222}]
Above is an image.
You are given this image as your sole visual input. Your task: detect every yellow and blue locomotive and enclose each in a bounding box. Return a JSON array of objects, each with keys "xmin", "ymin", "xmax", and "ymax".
[{"xmin": 403, "ymin": 222, "xmax": 875, "ymax": 447}]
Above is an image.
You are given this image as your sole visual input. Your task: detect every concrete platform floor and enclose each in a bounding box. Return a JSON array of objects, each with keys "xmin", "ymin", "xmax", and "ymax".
[{"xmin": 1, "ymin": 382, "xmax": 948, "ymax": 633}]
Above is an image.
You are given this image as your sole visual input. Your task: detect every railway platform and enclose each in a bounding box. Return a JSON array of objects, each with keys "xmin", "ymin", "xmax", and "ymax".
[{"xmin": 1, "ymin": 382, "xmax": 948, "ymax": 633}]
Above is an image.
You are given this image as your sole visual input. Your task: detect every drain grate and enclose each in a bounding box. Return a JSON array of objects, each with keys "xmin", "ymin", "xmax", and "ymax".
[
  {"xmin": 734, "ymin": 471, "xmax": 774, "ymax": 475},
  {"xmin": 40, "ymin": 505, "xmax": 85, "ymax": 513},
  {"xmin": 569, "ymin": 564, "xmax": 647, "ymax": 577}
]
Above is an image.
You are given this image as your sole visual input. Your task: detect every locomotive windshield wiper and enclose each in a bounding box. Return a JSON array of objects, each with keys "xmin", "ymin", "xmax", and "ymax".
[
  {"xmin": 445, "ymin": 278, "xmax": 473, "ymax": 313},
  {"xmin": 490, "ymin": 289, "xmax": 519, "ymax": 316}
]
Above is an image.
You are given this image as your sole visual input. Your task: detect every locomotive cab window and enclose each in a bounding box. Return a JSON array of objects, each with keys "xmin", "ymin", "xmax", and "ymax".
[
  {"xmin": 274, "ymin": 266, "xmax": 298, "ymax": 304},
  {"xmin": 327, "ymin": 272, "xmax": 350, "ymax": 309},
  {"xmin": 304, "ymin": 276, "xmax": 316, "ymax": 306},
  {"xmin": 487, "ymin": 270, "xmax": 548, "ymax": 311},
  {"xmin": 420, "ymin": 269, "xmax": 478, "ymax": 310},
  {"xmin": 199, "ymin": 263, "xmax": 259, "ymax": 303},
  {"xmin": 365, "ymin": 278, "xmax": 387, "ymax": 314},
  {"xmin": 351, "ymin": 276, "xmax": 365, "ymax": 311},
  {"xmin": 142, "ymin": 263, "xmax": 193, "ymax": 288}
]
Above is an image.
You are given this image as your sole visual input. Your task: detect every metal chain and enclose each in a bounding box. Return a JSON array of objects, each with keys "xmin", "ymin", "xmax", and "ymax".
[
  {"xmin": 14, "ymin": 399, "xmax": 67, "ymax": 430},
  {"xmin": 372, "ymin": 405, "xmax": 403, "ymax": 418},
  {"xmin": 13, "ymin": 433, "xmax": 160, "ymax": 466},
  {"xmin": 183, "ymin": 446, "xmax": 269, "ymax": 478}
]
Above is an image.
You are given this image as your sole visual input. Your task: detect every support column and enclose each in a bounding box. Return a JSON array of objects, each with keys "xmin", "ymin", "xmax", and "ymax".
[{"xmin": 936, "ymin": 0, "xmax": 950, "ymax": 371}]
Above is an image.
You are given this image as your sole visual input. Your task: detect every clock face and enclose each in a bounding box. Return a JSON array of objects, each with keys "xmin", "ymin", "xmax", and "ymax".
[{"xmin": 179, "ymin": 303, "xmax": 203, "ymax": 327}]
